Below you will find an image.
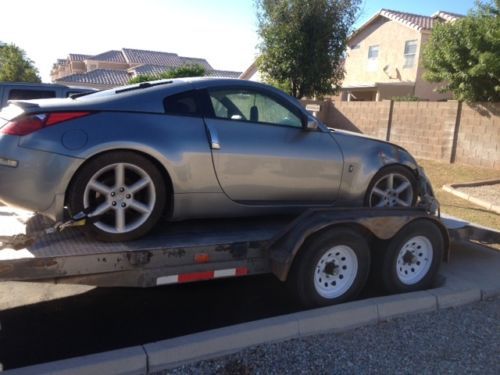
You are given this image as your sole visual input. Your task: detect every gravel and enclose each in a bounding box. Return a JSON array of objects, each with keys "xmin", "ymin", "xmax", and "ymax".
[
  {"xmin": 163, "ymin": 298, "xmax": 500, "ymax": 375},
  {"xmin": 456, "ymin": 182, "xmax": 500, "ymax": 206}
]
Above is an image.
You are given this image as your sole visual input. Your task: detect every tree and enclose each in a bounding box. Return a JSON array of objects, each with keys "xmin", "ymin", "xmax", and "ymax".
[
  {"xmin": 0, "ymin": 43, "xmax": 41, "ymax": 83},
  {"xmin": 422, "ymin": 0, "xmax": 500, "ymax": 102},
  {"xmin": 129, "ymin": 64, "xmax": 205, "ymax": 84},
  {"xmin": 256, "ymin": 0, "xmax": 360, "ymax": 98}
]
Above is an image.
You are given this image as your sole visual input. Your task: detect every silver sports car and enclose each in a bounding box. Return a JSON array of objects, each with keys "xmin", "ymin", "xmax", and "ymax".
[{"xmin": 0, "ymin": 78, "xmax": 430, "ymax": 241}]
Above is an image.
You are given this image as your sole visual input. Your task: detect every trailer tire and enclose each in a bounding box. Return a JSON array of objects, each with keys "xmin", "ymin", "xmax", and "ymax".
[
  {"xmin": 287, "ymin": 227, "xmax": 371, "ymax": 308},
  {"xmin": 380, "ymin": 220, "xmax": 443, "ymax": 294}
]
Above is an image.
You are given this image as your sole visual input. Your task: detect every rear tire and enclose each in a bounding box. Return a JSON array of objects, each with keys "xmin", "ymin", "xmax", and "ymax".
[
  {"xmin": 287, "ymin": 227, "xmax": 371, "ymax": 308},
  {"xmin": 68, "ymin": 151, "xmax": 166, "ymax": 242},
  {"xmin": 380, "ymin": 220, "xmax": 444, "ymax": 294}
]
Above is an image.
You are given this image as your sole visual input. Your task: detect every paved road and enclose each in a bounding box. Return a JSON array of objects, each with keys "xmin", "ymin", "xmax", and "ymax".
[
  {"xmin": 0, "ymin": 275, "xmax": 384, "ymax": 370},
  {"xmin": 167, "ymin": 297, "xmax": 500, "ymax": 375}
]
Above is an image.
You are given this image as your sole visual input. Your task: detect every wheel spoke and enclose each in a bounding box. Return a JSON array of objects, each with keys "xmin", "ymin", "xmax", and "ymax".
[
  {"xmin": 396, "ymin": 198, "xmax": 410, "ymax": 207},
  {"xmin": 396, "ymin": 181, "xmax": 410, "ymax": 194},
  {"xmin": 129, "ymin": 178, "xmax": 150, "ymax": 194},
  {"xmin": 115, "ymin": 164, "xmax": 125, "ymax": 188},
  {"xmin": 88, "ymin": 181, "xmax": 112, "ymax": 195},
  {"xmin": 387, "ymin": 174, "xmax": 394, "ymax": 189},
  {"xmin": 90, "ymin": 202, "xmax": 112, "ymax": 216},
  {"xmin": 129, "ymin": 200, "xmax": 151, "ymax": 214},
  {"xmin": 115, "ymin": 208, "xmax": 126, "ymax": 232},
  {"xmin": 372, "ymin": 187, "xmax": 386, "ymax": 197},
  {"xmin": 375, "ymin": 200, "xmax": 387, "ymax": 208}
]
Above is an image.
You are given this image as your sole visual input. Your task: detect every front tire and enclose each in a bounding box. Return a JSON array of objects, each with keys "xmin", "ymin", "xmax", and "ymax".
[
  {"xmin": 68, "ymin": 151, "xmax": 166, "ymax": 242},
  {"xmin": 287, "ymin": 227, "xmax": 371, "ymax": 308},
  {"xmin": 366, "ymin": 165, "xmax": 417, "ymax": 208}
]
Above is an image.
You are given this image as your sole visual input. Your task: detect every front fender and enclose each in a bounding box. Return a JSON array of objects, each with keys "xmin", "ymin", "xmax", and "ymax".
[{"xmin": 331, "ymin": 130, "xmax": 419, "ymax": 205}]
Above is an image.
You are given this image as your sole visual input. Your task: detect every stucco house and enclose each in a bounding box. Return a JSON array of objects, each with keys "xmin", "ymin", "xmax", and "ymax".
[
  {"xmin": 51, "ymin": 48, "xmax": 241, "ymax": 89},
  {"xmin": 341, "ymin": 9, "xmax": 463, "ymax": 101}
]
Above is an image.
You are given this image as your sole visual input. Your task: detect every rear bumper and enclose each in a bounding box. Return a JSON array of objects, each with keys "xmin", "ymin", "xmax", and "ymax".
[{"xmin": 0, "ymin": 135, "xmax": 83, "ymax": 221}]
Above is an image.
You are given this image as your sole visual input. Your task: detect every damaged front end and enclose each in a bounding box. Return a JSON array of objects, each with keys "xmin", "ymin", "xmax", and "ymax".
[{"xmin": 416, "ymin": 166, "xmax": 440, "ymax": 216}]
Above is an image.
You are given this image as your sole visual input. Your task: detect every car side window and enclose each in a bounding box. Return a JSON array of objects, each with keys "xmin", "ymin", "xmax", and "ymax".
[
  {"xmin": 8, "ymin": 89, "xmax": 56, "ymax": 100},
  {"xmin": 208, "ymin": 89, "xmax": 302, "ymax": 128},
  {"xmin": 164, "ymin": 90, "xmax": 200, "ymax": 116}
]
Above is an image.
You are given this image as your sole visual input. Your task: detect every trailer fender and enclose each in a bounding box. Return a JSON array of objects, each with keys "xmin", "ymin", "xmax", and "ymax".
[{"xmin": 268, "ymin": 208, "xmax": 449, "ymax": 281}]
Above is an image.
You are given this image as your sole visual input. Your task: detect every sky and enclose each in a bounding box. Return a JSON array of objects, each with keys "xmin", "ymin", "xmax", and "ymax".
[{"xmin": 0, "ymin": 0, "xmax": 478, "ymax": 83}]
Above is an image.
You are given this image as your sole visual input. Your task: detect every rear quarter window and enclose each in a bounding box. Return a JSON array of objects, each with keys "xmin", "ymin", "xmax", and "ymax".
[{"xmin": 164, "ymin": 90, "xmax": 200, "ymax": 117}]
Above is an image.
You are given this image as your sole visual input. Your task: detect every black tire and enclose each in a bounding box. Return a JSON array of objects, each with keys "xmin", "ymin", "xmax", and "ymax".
[
  {"xmin": 68, "ymin": 151, "xmax": 166, "ymax": 242},
  {"xmin": 380, "ymin": 220, "xmax": 444, "ymax": 294},
  {"xmin": 365, "ymin": 165, "xmax": 418, "ymax": 208},
  {"xmin": 287, "ymin": 227, "xmax": 371, "ymax": 308}
]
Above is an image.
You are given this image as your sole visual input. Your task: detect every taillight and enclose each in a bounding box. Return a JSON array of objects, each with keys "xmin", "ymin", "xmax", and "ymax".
[{"xmin": 0, "ymin": 112, "xmax": 91, "ymax": 136}]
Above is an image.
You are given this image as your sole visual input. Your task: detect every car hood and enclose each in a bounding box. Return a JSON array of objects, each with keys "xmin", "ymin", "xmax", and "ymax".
[{"xmin": 329, "ymin": 127, "xmax": 410, "ymax": 152}]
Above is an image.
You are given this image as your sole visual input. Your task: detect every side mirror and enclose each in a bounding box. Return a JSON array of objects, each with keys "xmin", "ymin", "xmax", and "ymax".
[{"xmin": 305, "ymin": 118, "xmax": 319, "ymax": 131}]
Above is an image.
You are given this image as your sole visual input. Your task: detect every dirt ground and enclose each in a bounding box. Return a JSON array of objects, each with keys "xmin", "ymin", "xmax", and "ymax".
[{"xmin": 419, "ymin": 159, "xmax": 500, "ymax": 230}]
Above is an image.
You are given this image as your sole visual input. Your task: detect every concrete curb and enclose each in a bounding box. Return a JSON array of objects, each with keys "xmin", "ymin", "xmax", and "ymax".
[
  {"xmin": 443, "ymin": 179, "xmax": 500, "ymax": 214},
  {"xmin": 4, "ymin": 246, "xmax": 499, "ymax": 374},
  {"xmin": 5, "ymin": 346, "xmax": 147, "ymax": 375}
]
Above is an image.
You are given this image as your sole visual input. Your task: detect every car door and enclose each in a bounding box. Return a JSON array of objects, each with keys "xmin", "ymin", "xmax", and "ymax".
[{"xmin": 202, "ymin": 87, "xmax": 344, "ymax": 203}]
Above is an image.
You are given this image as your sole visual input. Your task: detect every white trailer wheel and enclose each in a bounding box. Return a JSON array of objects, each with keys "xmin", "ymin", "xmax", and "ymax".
[
  {"xmin": 395, "ymin": 235, "xmax": 433, "ymax": 285},
  {"xmin": 314, "ymin": 245, "xmax": 359, "ymax": 299},
  {"xmin": 380, "ymin": 220, "xmax": 444, "ymax": 294},
  {"xmin": 287, "ymin": 227, "xmax": 371, "ymax": 308}
]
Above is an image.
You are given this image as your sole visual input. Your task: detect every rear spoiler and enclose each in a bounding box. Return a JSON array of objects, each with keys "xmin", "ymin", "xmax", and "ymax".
[{"xmin": 6, "ymin": 100, "xmax": 40, "ymax": 109}]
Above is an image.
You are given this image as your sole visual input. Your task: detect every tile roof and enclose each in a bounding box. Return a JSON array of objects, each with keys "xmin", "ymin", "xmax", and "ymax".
[
  {"xmin": 180, "ymin": 57, "xmax": 213, "ymax": 70},
  {"xmin": 68, "ymin": 53, "xmax": 92, "ymax": 61},
  {"xmin": 129, "ymin": 65, "xmax": 241, "ymax": 79},
  {"xmin": 90, "ymin": 50, "xmax": 127, "ymax": 63},
  {"xmin": 54, "ymin": 48, "xmax": 238, "ymax": 86},
  {"xmin": 379, "ymin": 9, "xmax": 463, "ymax": 31},
  {"xmin": 122, "ymin": 48, "xmax": 185, "ymax": 66},
  {"xmin": 130, "ymin": 64, "xmax": 170, "ymax": 77},
  {"xmin": 55, "ymin": 69, "xmax": 130, "ymax": 86}
]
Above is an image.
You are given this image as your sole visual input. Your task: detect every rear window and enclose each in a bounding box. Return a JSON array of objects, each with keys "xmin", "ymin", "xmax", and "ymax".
[
  {"xmin": 8, "ymin": 89, "xmax": 56, "ymax": 100},
  {"xmin": 164, "ymin": 90, "xmax": 200, "ymax": 116}
]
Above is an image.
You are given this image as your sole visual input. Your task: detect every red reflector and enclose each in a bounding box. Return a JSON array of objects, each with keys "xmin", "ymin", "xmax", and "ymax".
[
  {"xmin": 178, "ymin": 271, "xmax": 214, "ymax": 283},
  {"xmin": 194, "ymin": 253, "xmax": 209, "ymax": 264},
  {"xmin": 236, "ymin": 267, "xmax": 248, "ymax": 276},
  {"xmin": 45, "ymin": 112, "xmax": 91, "ymax": 126}
]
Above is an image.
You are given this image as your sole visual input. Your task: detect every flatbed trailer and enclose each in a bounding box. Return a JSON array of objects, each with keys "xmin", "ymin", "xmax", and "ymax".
[{"xmin": 1, "ymin": 207, "xmax": 495, "ymax": 306}]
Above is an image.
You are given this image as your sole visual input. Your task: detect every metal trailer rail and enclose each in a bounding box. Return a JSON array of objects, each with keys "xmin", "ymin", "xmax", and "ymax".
[{"xmin": 0, "ymin": 207, "xmax": 456, "ymax": 289}]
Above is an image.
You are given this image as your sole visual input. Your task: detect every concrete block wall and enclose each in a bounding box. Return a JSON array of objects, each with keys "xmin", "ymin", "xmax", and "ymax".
[
  {"xmin": 390, "ymin": 101, "xmax": 458, "ymax": 161},
  {"xmin": 331, "ymin": 101, "xmax": 390, "ymax": 140},
  {"xmin": 301, "ymin": 99, "xmax": 500, "ymax": 169},
  {"xmin": 455, "ymin": 103, "xmax": 500, "ymax": 169}
]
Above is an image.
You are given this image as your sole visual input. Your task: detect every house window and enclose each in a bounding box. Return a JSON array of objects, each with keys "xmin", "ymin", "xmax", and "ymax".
[
  {"xmin": 404, "ymin": 40, "xmax": 418, "ymax": 68},
  {"xmin": 367, "ymin": 45, "xmax": 379, "ymax": 71}
]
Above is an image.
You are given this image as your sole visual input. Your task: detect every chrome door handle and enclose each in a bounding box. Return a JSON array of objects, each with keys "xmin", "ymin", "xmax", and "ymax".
[{"xmin": 206, "ymin": 123, "xmax": 221, "ymax": 150}]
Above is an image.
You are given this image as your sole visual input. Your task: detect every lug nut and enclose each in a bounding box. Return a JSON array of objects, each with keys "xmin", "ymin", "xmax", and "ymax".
[
  {"xmin": 126, "ymin": 194, "xmax": 131, "ymax": 199},
  {"xmin": 111, "ymin": 192, "xmax": 116, "ymax": 197},
  {"xmin": 121, "ymin": 203, "xmax": 126, "ymax": 208},
  {"xmin": 112, "ymin": 201, "xmax": 117, "ymax": 206},
  {"xmin": 119, "ymin": 187, "xmax": 125, "ymax": 192}
]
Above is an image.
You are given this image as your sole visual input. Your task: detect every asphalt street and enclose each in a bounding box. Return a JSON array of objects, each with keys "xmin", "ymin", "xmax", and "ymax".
[{"xmin": 0, "ymin": 275, "xmax": 385, "ymax": 370}]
